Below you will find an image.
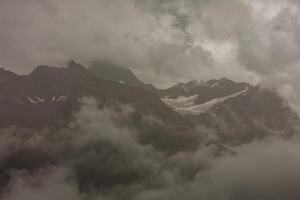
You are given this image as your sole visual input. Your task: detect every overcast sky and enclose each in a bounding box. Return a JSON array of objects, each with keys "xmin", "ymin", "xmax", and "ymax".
[{"xmin": 1, "ymin": 0, "xmax": 300, "ymax": 97}]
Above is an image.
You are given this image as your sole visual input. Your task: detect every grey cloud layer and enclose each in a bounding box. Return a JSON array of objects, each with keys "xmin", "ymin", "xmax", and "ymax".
[
  {"xmin": 0, "ymin": 0, "xmax": 262, "ymax": 86},
  {"xmin": 1, "ymin": 0, "xmax": 300, "ymax": 105},
  {"xmin": 1, "ymin": 98, "xmax": 300, "ymax": 200}
]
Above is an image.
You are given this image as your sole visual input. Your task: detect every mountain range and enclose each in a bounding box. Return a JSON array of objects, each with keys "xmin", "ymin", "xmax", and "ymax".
[
  {"xmin": 87, "ymin": 61, "xmax": 299, "ymax": 145},
  {"xmin": 0, "ymin": 60, "xmax": 299, "ymax": 196},
  {"xmin": 0, "ymin": 60, "xmax": 298, "ymax": 149}
]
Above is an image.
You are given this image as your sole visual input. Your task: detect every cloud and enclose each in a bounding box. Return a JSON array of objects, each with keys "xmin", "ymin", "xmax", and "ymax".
[
  {"xmin": 0, "ymin": 97, "xmax": 167, "ymax": 199},
  {"xmin": 132, "ymin": 137, "xmax": 300, "ymax": 200},
  {"xmin": 2, "ymin": 0, "xmax": 300, "ymax": 94},
  {"xmin": 2, "ymin": 1, "xmax": 300, "ymax": 198},
  {"xmin": 3, "ymin": 167, "xmax": 81, "ymax": 200},
  {"xmin": 205, "ymin": 137, "xmax": 300, "ymax": 200},
  {"xmin": 0, "ymin": 97, "xmax": 300, "ymax": 199},
  {"xmin": 0, "ymin": 0, "xmax": 151, "ymax": 73},
  {"xmin": 0, "ymin": 0, "xmax": 258, "ymax": 88}
]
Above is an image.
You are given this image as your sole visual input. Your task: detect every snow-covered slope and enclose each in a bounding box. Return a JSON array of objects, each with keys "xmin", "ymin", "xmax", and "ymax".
[
  {"xmin": 161, "ymin": 78, "xmax": 299, "ymax": 145},
  {"xmin": 162, "ymin": 87, "xmax": 249, "ymax": 115},
  {"xmin": 162, "ymin": 95, "xmax": 198, "ymax": 110}
]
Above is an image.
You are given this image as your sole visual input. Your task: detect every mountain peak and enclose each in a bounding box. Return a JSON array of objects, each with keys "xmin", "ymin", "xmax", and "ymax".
[
  {"xmin": 0, "ymin": 67, "xmax": 17, "ymax": 75},
  {"xmin": 67, "ymin": 60, "xmax": 85, "ymax": 70},
  {"xmin": 30, "ymin": 61, "xmax": 90, "ymax": 78},
  {"xmin": 30, "ymin": 65, "xmax": 60, "ymax": 76},
  {"xmin": 89, "ymin": 61, "xmax": 132, "ymax": 76},
  {"xmin": 219, "ymin": 77, "xmax": 234, "ymax": 83},
  {"xmin": 88, "ymin": 60, "xmax": 156, "ymax": 92},
  {"xmin": 68, "ymin": 60, "xmax": 78, "ymax": 66},
  {"xmin": 0, "ymin": 67, "xmax": 18, "ymax": 77},
  {"xmin": 27, "ymin": 62, "xmax": 95, "ymax": 93},
  {"xmin": 0, "ymin": 67, "xmax": 19, "ymax": 83},
  {"xmin": 186, "ymin": 79, "xmax": 205, "ymax": 87},
  {"xmin": 66, "ymin": 60, "xmax": 91, "ymax": 76}
]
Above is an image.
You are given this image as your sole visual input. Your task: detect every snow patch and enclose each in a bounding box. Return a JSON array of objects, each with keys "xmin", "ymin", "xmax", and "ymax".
[
  {"xmin": 27, "ymin": 95, "xmax": 68, "ymax": 104},
  {"xmin": 210, "ymin": 82, "xmax": 219, "ymax": 88},
  {"xmin": 162, "ymin": 95, "xmax": 198, "ymax": 110},
  {"xmin": 162, "ymin": 87, "xmax": 249, "ymax": 116},
  {"xmin": 27, "ymin": 96, "xmax": 45, "ymax": 104},
  {"xmin": 52, "ymin": 95, "xmax": 68, "ymax": 103}
]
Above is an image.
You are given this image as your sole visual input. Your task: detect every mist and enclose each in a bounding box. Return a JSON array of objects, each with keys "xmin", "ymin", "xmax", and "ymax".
[
  {"xmin": 0, "ymin": 97, "xmax": 298, "ymax": 200},
  {"xmin": 1, "ymin": 0, "xmax": 300, "ymax": 199},
  {"xmin": 2, "ymin": 0, "xmax": 299, "ymax": 89}
]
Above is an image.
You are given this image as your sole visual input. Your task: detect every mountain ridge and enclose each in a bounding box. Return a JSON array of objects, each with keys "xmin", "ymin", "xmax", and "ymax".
[
  {"xmin": 0, "ymin": 61, "xmax": 298, "ymax": 147},
  {"xmin": 85, "ymin": 62, "xmax": 300, "ymax": 145},
  {"xmin": 88, "ymin": 61, "xmax": 156, "ymax": 92},
  {"xmin": 0, "ymin": 61, "xmax": 198, "ymax": 153}
]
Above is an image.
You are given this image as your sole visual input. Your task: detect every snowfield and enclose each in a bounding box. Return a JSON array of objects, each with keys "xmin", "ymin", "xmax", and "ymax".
[{"xmin": 162, "ymin": 87, "xmax": 249, "ymax": 116}]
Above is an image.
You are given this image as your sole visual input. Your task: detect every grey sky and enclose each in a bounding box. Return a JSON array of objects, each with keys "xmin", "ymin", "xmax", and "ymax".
[{"xmin": 1, "ymin": 0, "xmax": 300, "ymax": 99}]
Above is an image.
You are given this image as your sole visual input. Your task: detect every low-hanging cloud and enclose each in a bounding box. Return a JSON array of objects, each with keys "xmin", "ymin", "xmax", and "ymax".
[
  {"xmin": 2, "ymin": 1, "xmax": 300, "ymax": 199},
  {"xmin": 0, "ymin": 97, "xmax": 299, "ymax": 200},
  {"xmin": 2, "ymin": 167, "xmax": 81, "ymax": 200}
]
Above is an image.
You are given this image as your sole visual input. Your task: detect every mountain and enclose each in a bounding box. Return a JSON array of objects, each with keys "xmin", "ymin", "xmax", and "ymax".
[
  {"xmin": 0, "ymin": 60, "xmax": 298, "ymax": 148},
  {"xmin": 0, "ymin": 61, "xmax": 299, "ymax": 196},
  {"xmin": 160, "ymin": 78, "xmax": 250, "ymax": 103},
  {"xmin": 87, "ymin": 61, "xmax": 300, "ymax": 145},
  {"xmin": 159, "ymin": 78, "xmax": 251, "ymax": 115},
  {"xmin": 0, "ymin": 61, "xmax": 204, "ymax": 193},
  {"xmin": 0, "ymin": 61, "xmax": 197, "ymax": 152},
  {"xmin": 0, "ymin": 61, "xmax": 94, "ymax": 128},
  {"xmin": 195, "ymin": 86, "xmax": 299, "ymax": 144},
  {"xmin": 89, "ymin": 61, "xmax": 156, "ymax": 92},
  {"xmin": 0, "ymin": 68, "xmax": 19, "ymax": 84},
  {"xmin": 160, "ymin": 78, "xmax": 300, "ymax": 145}
]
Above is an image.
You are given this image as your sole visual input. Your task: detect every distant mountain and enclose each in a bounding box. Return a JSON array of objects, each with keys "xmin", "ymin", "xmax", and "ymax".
[
  {"xmin": 0, "ymin": 61, "xmax": 197, "ymax": 152},
  {"xmin": 159, "ymin": 78, "xmax": 250, "ymax": 103},
  {"xmin": 89, "ymin": 61, "xmax": 156, "ymax": 92},
  {"xmin": 195, "ymin": 86, "xmax": 299, "ymax": 144},
  {"xmin": 160, "ymin": 78, "xmax": 299, "ymax": 145},
  {"xmin": 159, "ymin": 78, "xmax": 251, "ymax": 115},
  {"xmin": 0, "ymin": 61, "xmax": 299, "ymax": 195},
  {"xmin": 0, "ymin": 61, "xmax": 298, "ymax": 148}
]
